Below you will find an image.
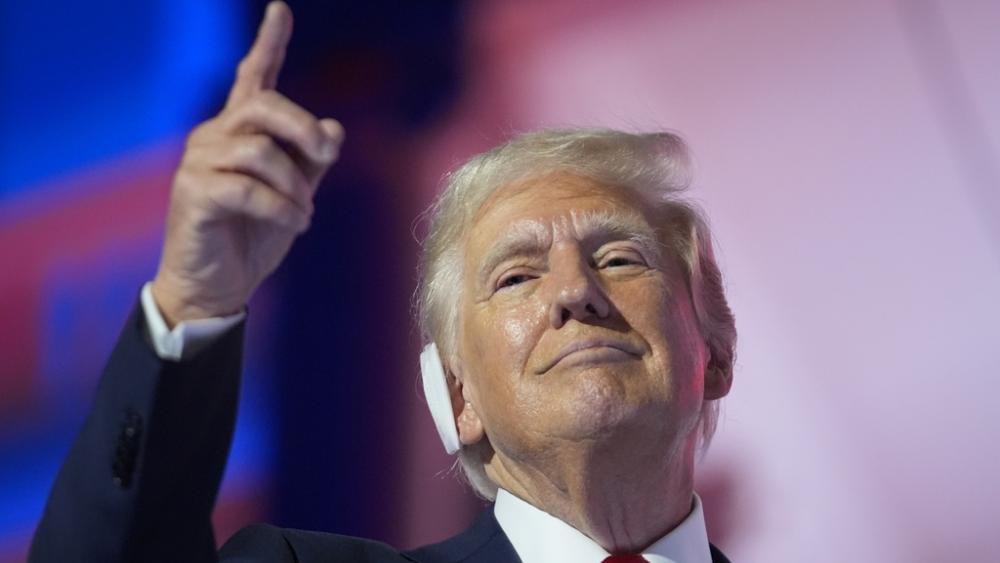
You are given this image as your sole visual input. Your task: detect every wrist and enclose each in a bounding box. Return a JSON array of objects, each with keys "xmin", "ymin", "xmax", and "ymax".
[{"xmin": 150, "ymin": 276, "xmax": 245, "ymax": 329}]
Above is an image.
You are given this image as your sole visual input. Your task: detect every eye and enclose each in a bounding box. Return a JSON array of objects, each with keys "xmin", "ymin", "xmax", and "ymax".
[
  {"xmin": 598, "ymin": 252, "xmax": 646, "ymax": 268},
  {"xmin": 497, "ymin": 273, "xmax": 533, "ymax": 289},
  {"xmin": 604, "ymin": 256, "xmax": 638, "ymax": 267}
]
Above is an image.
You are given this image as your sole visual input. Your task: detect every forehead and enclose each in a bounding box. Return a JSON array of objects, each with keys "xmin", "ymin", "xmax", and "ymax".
[{"xmin": 468, "ymin": 172, "xmax": 651, "ymax": 243}]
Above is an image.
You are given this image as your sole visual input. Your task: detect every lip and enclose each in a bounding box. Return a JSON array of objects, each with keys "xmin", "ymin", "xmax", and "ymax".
[{"xmin": 538, "ymin": 337, "xmax": 642, "ymax": 373}]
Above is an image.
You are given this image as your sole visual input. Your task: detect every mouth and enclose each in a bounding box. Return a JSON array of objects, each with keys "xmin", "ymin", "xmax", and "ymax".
[{"xmin": 538, "ymin": 337, "xmax": 642, "ymax": 373}]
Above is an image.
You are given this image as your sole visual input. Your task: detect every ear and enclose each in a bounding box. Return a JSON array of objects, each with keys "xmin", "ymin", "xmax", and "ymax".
[
  {"xmin": 703, "ymin": 348, "xmax": 733, "ymax": 400},
  {"xmin": 449, "ymin": 360, "xmax": 486, "ymax": 447}
]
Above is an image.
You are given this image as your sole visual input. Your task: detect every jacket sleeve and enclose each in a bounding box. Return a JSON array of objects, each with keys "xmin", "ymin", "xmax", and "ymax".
[{"xmin": 28, "ymin": 293, "xmax": 246, "ymax": 563}]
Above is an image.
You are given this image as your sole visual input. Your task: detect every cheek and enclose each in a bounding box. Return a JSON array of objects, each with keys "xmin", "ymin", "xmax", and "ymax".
[
  {"xmin": 497, "ymin": 303, "xmax": 541, "ymax": 353},
  {"xmin": 486, "ymin": 287, "xmax": 548, "ymax": 350},
  {"xmin": 462, "ymin": 299, "xmax": 550, "ymax": 452},
  {"xmin": 613, "ymin": 277, "xmax": 705, "ymax": 395},
  {"xmin": 611, "ymin": 277, "xmax": 674, "ymax": 349},
  {"xmin": 466, "ymin": 298, "xmax": 546, "ymax": 394}
]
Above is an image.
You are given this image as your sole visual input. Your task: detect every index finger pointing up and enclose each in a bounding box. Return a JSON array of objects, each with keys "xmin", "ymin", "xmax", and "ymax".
[{"xmin": 226, "ymin": 1, "xmax": 293, "ymax": 108}]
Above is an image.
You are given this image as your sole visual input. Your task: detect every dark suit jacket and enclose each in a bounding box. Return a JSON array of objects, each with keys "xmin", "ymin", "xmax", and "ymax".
[{"xmin": 29, "ymin": 297, "xmax": 731, "ymax": 563}]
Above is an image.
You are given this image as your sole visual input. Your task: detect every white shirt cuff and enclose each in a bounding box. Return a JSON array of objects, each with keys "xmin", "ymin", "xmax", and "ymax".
[{"xmin": 140, "ymin": 281, "xmax": 247, "ymax": 361}]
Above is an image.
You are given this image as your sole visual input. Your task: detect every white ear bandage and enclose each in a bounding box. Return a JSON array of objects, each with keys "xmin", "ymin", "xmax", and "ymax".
[{"xmin": 420, "ymin": 342, "xmax": 461, "ymax": 454}]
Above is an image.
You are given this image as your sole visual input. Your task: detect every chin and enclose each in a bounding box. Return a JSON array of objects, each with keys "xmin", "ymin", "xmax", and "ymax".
[{"xmin": 553, "ymin": 366, "xmax": 642, "ymax": 440}]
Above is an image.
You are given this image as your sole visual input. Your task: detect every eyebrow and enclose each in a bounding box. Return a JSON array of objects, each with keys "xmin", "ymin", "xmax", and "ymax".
[
  {"xmin": 574, "ymin": 209, "xmax": 663, "ymax": 261},
  {"xmin": 477, "ymin": 221, "xmax": 552, "ymax": 283},
  {"xmin": 476, "ymin": 209, "xmax": 664, "ymax": 284}
]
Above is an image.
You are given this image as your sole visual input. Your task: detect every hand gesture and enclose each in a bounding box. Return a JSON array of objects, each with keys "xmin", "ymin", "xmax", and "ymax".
[{"xmin": 151, "ymin": 1, "xmax": 342, "ymax": 327}]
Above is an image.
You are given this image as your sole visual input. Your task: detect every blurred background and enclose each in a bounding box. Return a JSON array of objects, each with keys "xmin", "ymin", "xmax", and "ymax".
[{"xmin": 1, "ymin": 0, "xmax": 998, "ymax": 561}]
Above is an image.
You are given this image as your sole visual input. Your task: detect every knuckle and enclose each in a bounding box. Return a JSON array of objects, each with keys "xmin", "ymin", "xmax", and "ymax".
[
  {"xmin": 185, "ymin": 120, "xmax": 213, "ymax": 147},
  {"xmin": 213, "ymin": 176, "xmax": 255, "ymax": 213},
  {"xmin": 242, "ymin": 135, "xmax": 272, "ymax": 161},
  {"xmin": 279, "ymin": 207, "xmax": 303, "ymax": 232},
  {"xmin": 171, "ymin": 168, "xmax": 196, "ymax": 197}
]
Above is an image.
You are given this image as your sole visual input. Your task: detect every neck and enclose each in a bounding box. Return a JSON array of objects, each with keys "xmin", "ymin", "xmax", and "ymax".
[{"xmin": 486, "ymin": 431, "xmax": 698, "ymax": 553}]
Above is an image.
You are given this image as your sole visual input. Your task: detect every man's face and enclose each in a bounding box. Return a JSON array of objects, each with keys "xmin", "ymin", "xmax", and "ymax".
[{"xmin": 455, "ymin": 172, "xmax": 715, "ymax": 466}]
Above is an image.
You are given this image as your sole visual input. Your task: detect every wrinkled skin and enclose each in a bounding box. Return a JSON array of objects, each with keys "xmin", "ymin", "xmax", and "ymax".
[{"xmin": 451, "ymin": 172, "xmax": 730, "ymax": 553}]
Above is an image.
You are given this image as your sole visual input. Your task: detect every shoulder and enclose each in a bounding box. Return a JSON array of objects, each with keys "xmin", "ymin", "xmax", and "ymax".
[
  {"xmin": 220, "ymin": 523, "xmax": 414, "ymax": 563},
  {"xmin": 404, "ymin": 506, "xmax": 518, "ymax": 563},
  {"xmin": 219, "ymin": 507, "xmax": 516, "ymax": 563}
]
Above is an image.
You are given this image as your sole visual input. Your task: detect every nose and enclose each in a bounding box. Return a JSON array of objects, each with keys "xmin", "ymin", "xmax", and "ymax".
[{"xmin": 548, "ymin": 253, "xmax": 611, "ymax": 329}]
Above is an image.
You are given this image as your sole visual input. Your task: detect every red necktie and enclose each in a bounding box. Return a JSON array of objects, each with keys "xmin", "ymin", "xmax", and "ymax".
[{"xmin": 602, "ymin": 556, "xmax": 649, "ymax": 563}]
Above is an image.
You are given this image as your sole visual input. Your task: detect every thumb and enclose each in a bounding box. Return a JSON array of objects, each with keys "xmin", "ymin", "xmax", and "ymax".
[
  {"xmin": 319, "ymin": 118, "xmax": 345, "ymax": 146},
  {"xmin": 303, "ymin": 118, "xmax": 345, "ymax": 184}
]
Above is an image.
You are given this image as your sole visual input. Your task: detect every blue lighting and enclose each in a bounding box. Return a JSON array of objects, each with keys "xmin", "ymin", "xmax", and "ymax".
[{"xmin": 0, "ymin": 0, "xmax": 244, "ymax": 199}]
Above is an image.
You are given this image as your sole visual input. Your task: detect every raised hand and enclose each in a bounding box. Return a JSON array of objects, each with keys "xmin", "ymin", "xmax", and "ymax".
[{"xmin": 151, "ymin": 1, "xmax": 342, "ymax": 327}]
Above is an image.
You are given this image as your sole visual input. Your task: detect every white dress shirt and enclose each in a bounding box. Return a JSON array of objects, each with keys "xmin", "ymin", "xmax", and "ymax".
[
  {"xmin": 140, "ymin": 281, "xmax": 714, "ymax": 563},
  {"xmin": 494, "ymin": 488, "xmax": 712, "ymax": 563},
  {"xmin": 140, "ymin": 281, "xmax": 245, "ymax": 361}
]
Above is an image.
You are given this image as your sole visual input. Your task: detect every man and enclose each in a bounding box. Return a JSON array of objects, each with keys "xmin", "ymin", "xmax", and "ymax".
[{"xmin": 29, "ymin": 2, "xmax": 735, "ymax": 562}]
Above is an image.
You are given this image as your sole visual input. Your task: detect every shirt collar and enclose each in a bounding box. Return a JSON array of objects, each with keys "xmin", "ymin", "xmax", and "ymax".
[{"xmin": 493, "ymin": 488, "xmax": 712, "ymax": 563}]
